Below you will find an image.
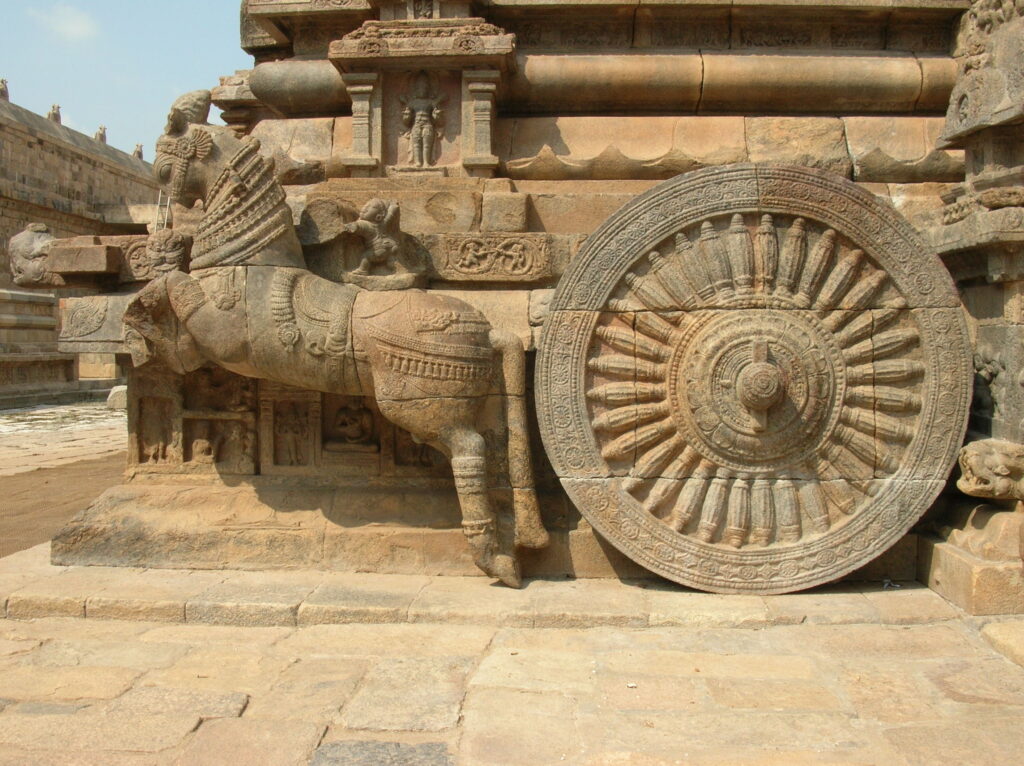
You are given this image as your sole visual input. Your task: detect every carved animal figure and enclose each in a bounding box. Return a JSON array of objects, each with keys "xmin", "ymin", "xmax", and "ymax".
[
  {"xmin": 124, "ymin": 91, "xmax": 548, "ymax": 586},
  {"xmin": 958, "ymin": 438, "xmax": 1024, "ymax": 502},
  {"xmin": 8, "ymin": 223, "xmax": 62, "ymax": 287}
]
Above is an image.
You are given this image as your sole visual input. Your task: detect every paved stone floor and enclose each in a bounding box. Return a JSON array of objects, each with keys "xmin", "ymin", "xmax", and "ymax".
[
  {"xmin": 1, "ymin": 405, "xmax": 1023, "ymax": 764},
  {"xmin": 1, "ymin": 543, "xmax": 1023, "ymax": 765},
  {"xmin": 0, "ymin": 402, "xmax": 125, "ymax": 477}
]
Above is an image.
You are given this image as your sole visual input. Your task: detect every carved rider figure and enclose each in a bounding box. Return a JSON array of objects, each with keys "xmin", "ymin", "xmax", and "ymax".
[
  {"xmin": 346, "ymin": 199, "xmax": 402, "ymax": 275},
  {"xmin": 400, "ymin": 72, "xmax": 444, "ymax": 167}
]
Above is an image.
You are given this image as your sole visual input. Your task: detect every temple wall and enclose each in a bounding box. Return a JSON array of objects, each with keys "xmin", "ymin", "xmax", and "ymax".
[{"xmin": 0, "ymin": 97, "xmax": 156, "ymax": 403}]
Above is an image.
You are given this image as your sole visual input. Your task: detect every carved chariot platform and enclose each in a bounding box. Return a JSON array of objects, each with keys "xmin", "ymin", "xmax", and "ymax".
[{"xmin": 536, "ymin": 165, "xmax": 972, "ymax": 594}]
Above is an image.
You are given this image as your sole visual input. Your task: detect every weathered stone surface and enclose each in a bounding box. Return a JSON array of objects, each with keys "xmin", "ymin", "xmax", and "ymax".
[
  {"xmin": 459, "ymin": 687, "xmax": 581, "ymax": 766},
  {"xmin": 311, "ymin": 741, "xmax": 452, "ymax": 766},
  {"xmin": 340, "ymin": 656, "xmax": 472, "ymax": 731},
  {"xmin": 176, "ymin": 718, "xmax": 324, "ymax": 766},
  {"xmin": 0, "ymin": 665, "xmax": 140, "ymax": 701},
  {"xmin": 746, "ymin": 117, "xmax": 852, "ymax": 177},
  {"xmin": 481, "ymin": 193, "xmax": 527, "ymax": 232},
  {"xmin": 918, "ymin": 535, "xmax": 1024, "ymax": 616},
  {"xmin": 186, "ymin": 571, "xmax": 321, "ymax": 627},
  {"xmin": 0, "ymin": 713, "xmax": 201, "ymax": 754},
  {"xmin": 272, "ymin": 623, "xmax": 495, "ymax": 659},
  {"xmin": 139, "ymin": 646, "xmax": 292, "ymax": 695},
  {"xmin": 705, "ymin": 678, "xmax": 844, "ymax": 711},
  {"xmin": 88, "ymin": 569, "xmax": 228, "ymax": 623},
  {"xmin": 982, "ymin": 620, "xmax": 1024, "ymax": 667},
  {"xmin": 105, "ymin": 685, "xmax": 249, "ymax": 719},
  {"xmin": 298, "ymin": 573, "xmax": 428, "ymax": 625},
  {"xmin": 244, "ymin": 657, "xmax": 366, "ymax": 721},
  {"xmin": 105, "ymin": 384, "xmax": 127, "ymax": 409},
  {"xmin": 28, "ymin": 638, "xmax": 187, "ymax": 670},
  {"xmin": 7, "ymin": 566, "xmax": 144, "ymax": 619},
  {"xmin": 845, "ymin": 117, "xmax": 963, "ymax": 183},
  {"xmin": 407, "ymin": 576, "xmax": 533, "ymax": 626}
]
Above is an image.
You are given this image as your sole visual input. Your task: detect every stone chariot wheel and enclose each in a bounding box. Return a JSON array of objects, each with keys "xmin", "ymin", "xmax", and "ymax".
[{"xmin": 536, "ymin": 165, "xmax": 971, "ymax": 594}]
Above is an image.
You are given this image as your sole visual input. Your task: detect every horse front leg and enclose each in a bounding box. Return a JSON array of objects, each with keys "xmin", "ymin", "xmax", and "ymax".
[{"xmin": 375, "ymin": 397, "xmax": 521, "ymax": 588}]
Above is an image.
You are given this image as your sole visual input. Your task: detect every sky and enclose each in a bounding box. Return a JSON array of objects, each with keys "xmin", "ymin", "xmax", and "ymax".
[{"xmin": 2, "ymin": 1, "xmax": 252, "ymax": 157}]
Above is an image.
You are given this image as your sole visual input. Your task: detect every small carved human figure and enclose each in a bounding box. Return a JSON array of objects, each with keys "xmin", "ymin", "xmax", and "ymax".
[
  {"xmin": 133, "ymin": 143, "xmax": 144, "ymax": 160},
  {"xmin": 0, "ymin": 79, "xmax": 9, "ymax": 102},
  {"xmin": 94, "ymin": 125, "xmax": 107, "ymax": 143},
  {"xmin": 275, "ymin": 402, "xmax": 308, "ymax": 466},
  {"xmin": 47, "ymin": 104, "xmax": 61, "ymax": 124},
  {"xmin": 400, "ymin": 71, "xmax": 444, "ymax": 167},
  {"xmin": 345, "ymin": 198, "xmax": 403, "ymax": 275},
  {"xmin": 140, "ymin": 398, "xmax": 173, "ymax": 463}
]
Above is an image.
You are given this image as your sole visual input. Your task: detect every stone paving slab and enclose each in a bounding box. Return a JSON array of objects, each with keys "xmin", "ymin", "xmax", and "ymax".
[{"xmin": 0, "ymin": 543, "xmax": 971, "ymax": 631}]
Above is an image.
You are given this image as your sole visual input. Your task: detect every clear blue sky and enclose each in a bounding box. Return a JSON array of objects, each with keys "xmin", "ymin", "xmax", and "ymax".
[{"xmin": 2, "ymin": 1, "xmax": 252, "ymax": 157}]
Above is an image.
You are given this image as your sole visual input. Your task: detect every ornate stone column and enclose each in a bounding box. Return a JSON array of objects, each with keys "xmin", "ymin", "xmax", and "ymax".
[
  {"xmin": 921, "ymin": 1, "xmax": 1024, "ymax": 615},
  {"xmin": 461, "ymin": 70, "xmax": 500, "ymax": 177},
  {"xmin": 338, "ymin": 72, "xmax": 382, "ymax": 177}
]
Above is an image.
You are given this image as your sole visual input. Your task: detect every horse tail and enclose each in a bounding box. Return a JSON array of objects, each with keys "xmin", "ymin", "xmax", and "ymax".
[{"xmin": 489, "ymin": 329, "xmax": 549, "ymax": 550}]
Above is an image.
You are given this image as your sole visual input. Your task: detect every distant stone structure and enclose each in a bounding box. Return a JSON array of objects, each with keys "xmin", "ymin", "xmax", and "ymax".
[
  {"xmin": 0, "ymin": 88, "xmax": 158, "ymax": 406},
  {"xmin": 12, "ymin": 0, "xmax": 1024, "ymax": 605}
]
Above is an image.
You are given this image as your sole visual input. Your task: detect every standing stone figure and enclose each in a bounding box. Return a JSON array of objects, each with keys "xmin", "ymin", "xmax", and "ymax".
[
  {"xmin": 0, "ymin": 79, "xmax": 9, "ymax": 101},
  {"xmin": 46, "ymin": 104, "xmax": 61, "ymax": 124},
  {"xmin": 94, "ymin": 125, "xmax": 107, "ymax": 143},
  {"xmin": 400, "ymin": 71, "xmax": 444, "ymax": 167},
  {"xmin": 132, "ymin": 143, "xmax": 144, "ymax": 160}
]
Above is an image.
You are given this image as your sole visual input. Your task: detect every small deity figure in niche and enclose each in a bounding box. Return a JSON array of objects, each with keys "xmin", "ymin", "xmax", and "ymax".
[
  {"xmin": 345, "ymin": 199, "xmax": 403, "ymax": 275},
  {"xmin": 412, "ymin": 0, "xmax": 433, "ymax": 19},
  {"xmin": 275, "ymin": 402, "xmax": 308, "ymax": 466},
  {"xmin": 400, "ymin": 71, "xmax": 444, "ymax": 167}
]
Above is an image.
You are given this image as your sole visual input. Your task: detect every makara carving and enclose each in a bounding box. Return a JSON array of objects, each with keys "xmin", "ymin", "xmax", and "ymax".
[
  {"xmin": 958, "ymin": 438, "xmax": 1024, "ymax": 502},
  {"xmin": 536, "ymin": 165, "xmax": 971, "ymax": 594},
  {"xmin": 123, "ymin": 90, "xmax": 549, "ymax": 586}
]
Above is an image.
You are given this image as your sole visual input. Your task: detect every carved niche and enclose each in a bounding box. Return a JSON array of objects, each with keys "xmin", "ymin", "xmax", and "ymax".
[{"xmin": 536, "ymin": 165, "xmax": 972, "ymax": 594}]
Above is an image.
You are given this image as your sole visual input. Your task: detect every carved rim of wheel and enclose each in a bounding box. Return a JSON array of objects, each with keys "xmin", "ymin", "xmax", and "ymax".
[{"xmin": 535, "ymin": 165, "xmax": 971, "ymax": 594}]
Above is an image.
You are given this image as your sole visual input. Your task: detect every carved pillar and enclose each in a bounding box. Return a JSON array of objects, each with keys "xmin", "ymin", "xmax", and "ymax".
[
  {"xmin": 920, "ymin": 1, "xmax": 1024, "ymax": 615},
  {"xmin": 339, "ymin": 72, "xmax": 382, "ymax": 177},
  {"xmin": 461, "ymin": 70, "xmax": 500, "ymax": 178}
]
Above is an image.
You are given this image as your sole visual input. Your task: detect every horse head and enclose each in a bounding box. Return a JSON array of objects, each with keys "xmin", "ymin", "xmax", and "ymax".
[{"xmin": 154, "ymin": 90, "xmax": 242, "ymax": 209}]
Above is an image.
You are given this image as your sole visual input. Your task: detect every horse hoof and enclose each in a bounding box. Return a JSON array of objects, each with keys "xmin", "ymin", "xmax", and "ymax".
[{"xmin": 491, "ymin": 554, "xmax": 522, "ymax": 589}]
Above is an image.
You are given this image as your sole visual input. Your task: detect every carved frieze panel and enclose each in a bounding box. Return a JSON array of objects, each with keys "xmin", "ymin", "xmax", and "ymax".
[
  {"xmin": 128, "ymin": 365, "xmax": 184, "ymax": 470},
  {"xmin": 181, "ymin": 367, "xmax": 258, "ymax": 474},
  {"xmin": 436, "ymin": 234, "xmax": 552, "ymax": 283},
  {"xmin": 330, "ymin": 18, "xmax": 516, "ymax": 72},
  {"xmin": 536, "ymin": 165, "xmax": 971, "ymax": 594}
]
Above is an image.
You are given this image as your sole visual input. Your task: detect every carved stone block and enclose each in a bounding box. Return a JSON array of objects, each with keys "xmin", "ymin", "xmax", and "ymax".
[{"xmin": 434, "ymin": 233, "xmax": 551, "ymax": 283}]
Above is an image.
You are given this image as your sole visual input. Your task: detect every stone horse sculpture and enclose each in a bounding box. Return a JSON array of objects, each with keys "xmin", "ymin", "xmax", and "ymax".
[{"xmin": 125, "ymin": 91, "xmax": 548, "ymax": 586}]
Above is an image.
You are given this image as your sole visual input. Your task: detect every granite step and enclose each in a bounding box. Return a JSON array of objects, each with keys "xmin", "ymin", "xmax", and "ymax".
[{"xmin": 0, "ymin": 543, "xmax": 963, "ymax": 630}]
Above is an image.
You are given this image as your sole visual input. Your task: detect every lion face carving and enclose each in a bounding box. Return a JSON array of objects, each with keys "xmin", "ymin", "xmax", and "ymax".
[{"xmin": 958, "ymin": 438, "xmax": 1024, "ymax": 501}]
